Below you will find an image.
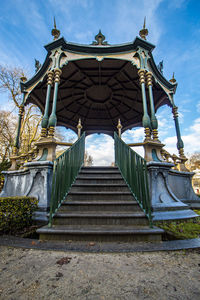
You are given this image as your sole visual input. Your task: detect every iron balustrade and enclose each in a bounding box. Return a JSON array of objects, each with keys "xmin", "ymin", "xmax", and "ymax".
[
  {"xmin": 114, "ymin": 132, "xmax": 152, "ymax": 227},
  {"xmin": 48, "ymin": 132, "xmax": 85, "ymax": 227}
]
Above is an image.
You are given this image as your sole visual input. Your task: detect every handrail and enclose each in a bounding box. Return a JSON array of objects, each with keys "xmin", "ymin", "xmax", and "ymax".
[
  {"xmin": 48, "ymin": 132, "xmax": 85, "ymax": 227},
  {"xmin": 114, "ymin": 132, "xmax": 152, "ymax": 227}
]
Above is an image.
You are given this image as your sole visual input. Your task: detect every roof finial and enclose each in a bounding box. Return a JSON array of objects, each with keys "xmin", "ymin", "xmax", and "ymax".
[
  {"xmin": 143, "ymin": 16, "xmax": 146, "ymax": 29},
  {"xmin": 92, "ymin": 30, "xmax": 108, "ymax": 45},
  {"xmin": 20, "ymin": 73, "xmax": 27, "ymax": 82},
  {"xmin": 139, "ymin": 17, "xmax": 148, "ymax": 40},
  {"xmin": 170, "ymin": 72, "xmax": 176, "ymax": 84},
  {"xmin": 51, "ymin": 17, "xmax": 60, "ymax": 40}
]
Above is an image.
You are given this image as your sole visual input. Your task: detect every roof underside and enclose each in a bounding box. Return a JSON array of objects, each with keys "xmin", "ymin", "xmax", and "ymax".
[{"xmin": 26, "ymin": 58, "xmax": 171, "ymax": 136}]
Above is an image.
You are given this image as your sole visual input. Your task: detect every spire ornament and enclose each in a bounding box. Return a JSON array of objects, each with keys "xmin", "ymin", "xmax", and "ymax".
[
  {"xmin": 117, "ymin": 119, "xmax": 122, "ymax": 138},
  {"xmin": 77, "ymin": 118, "xmax": 82, "ymax": 138},
  {"xmin": 139, "ymin": 17, "xmax": 148, "ymax": 40},
  {"xmin": 51, "ymin": 17, "xmax": 60, "ymax": 40},
  {"xmin": 170, "ymin": 72, "xmax": 176, "ymax": 84},
  {"xmin": 20, "ymin": 73, "xmax": 27, "ymax": 82},
  {"xmin": 92, "ymin": 30, "xmax": 108, "ymax": 45}
]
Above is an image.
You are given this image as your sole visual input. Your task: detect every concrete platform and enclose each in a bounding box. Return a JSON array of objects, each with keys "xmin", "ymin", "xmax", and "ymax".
[{"xmin": 0, "ymin": 235, "xmax": 200, "ymax": 253}]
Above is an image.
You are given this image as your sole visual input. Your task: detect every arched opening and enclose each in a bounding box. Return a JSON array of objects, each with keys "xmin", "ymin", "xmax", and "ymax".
[
  {"xmin": 85, "ymin": 133, "xmax": 114, "ymax": 166},
  {"xmin": 156, "ymin": 105, "xmax": 177, "ymax": 155},
  {"xmin": 122, "ymin": 127, "xmax": 144, "ymax": 157}
]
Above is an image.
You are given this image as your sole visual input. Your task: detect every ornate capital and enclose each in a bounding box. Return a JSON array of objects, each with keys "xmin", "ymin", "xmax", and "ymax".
[
  {"xmin": 152, "ymin": 129, "xmax": 159, "ymax": 141},
  {"xmin": 54, "ymin": 68, "xmax": 62, "ymax": 83},
  {"xmin": 138, "ymin": 69, "xmax": 146, "ymax": 85},
  {"xmin": 144, "ymin": 127, "xmax": 151, "ymax": 140},
  {"xmin": 47, "ymin": 71, "xmax": 54, "ymax": 85},
  {"xmin": 48, "ymin": 126, "xmax": 55, "ymax": 138},
  {"xmin": 41, "ymin": 127, "xmax": 48, "ymax": 138},
  {"xmin": 172, "ymin": 106, "xmax": 178, "ymax": 119},
  {"xmin": 12, "ymin": 146, "xmax": 18, "ymax": 155},
  {"xmin": 19, "ymin": 105, "xmax": 24, "ymax": 116},
  {"xmin": 146, "ymin": 72, "xmax": 153, "ymax": 87}
]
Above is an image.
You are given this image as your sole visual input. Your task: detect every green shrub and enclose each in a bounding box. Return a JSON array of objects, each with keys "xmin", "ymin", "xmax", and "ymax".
[
  {"xmin": 0, "ymin": 160, "xmax": 11, "ymax": 192},
  {"xmin": 0, "ymin": 196, "xmax": 38, "ymax": 234}
]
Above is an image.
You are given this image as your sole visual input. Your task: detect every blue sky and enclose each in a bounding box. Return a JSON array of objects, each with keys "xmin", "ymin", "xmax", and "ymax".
[{"xmin": 0, "ymin": 0, "xmax": 200, "ymax": 165}]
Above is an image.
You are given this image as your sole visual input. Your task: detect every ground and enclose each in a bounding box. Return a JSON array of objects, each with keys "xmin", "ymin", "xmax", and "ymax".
[{"xmin": 0, "ymin": 246, "xmax": 200, "ymax": 300}]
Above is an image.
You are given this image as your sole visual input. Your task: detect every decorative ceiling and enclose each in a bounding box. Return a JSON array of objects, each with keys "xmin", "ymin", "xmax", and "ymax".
[{"xmin": 27, "ymin": 58, "xmax": 169, "ymax": 136}]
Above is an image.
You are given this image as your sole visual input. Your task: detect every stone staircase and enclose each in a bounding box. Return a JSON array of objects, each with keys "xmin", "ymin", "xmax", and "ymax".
[{"xmin": 38, "ymin": 166, "xmax": 163, "ymax": 242}]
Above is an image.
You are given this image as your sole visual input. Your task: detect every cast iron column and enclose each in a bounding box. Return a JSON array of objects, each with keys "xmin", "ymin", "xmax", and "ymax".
[
  {"xmin": 13, "ymin": 92, "xmax": 26, "ymax": 155},
  {"xmin": 48, "ymin": 68, "xmax": 62, "ymax": 137},
  {"xmin": 172, "ymin": 105, "xmax": 185, "ymax": 157},
  {"xmin": 41, "ymin": 71, "xmax": 54, "ymax": 137},
  {"xmin": 138, "ymin": 69, "xmax": 151, "ymax": 140},
  {"xmin": 146, "ymin": 72, "xmax": 159, "ymax": 140}
]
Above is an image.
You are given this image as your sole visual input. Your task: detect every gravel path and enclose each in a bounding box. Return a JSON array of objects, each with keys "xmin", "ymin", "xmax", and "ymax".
[{"xmin": 0, "ymin": 246, "xmax": 200, "ymax": 300}]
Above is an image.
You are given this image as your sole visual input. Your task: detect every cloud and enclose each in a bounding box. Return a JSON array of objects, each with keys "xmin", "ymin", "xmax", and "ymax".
[
  {"xmin": 56, "ymin": 127, "xmax": 77, "ymax": 142},
  {"xmin": 86, "ymin": 134, "xmax": 114, "ymax": 166},
  {"xmin": 168, "ymin": 0, "xmax": 188, "ymax": 9},
  {"xmin": 163, "ymin": 117, "xmax": 200, "ymax": 156},
  {"xmin": 197, "ymin": 101, "xmax": 200, "ymax": 113},
  {"xmin": 122, "ymin": 128, "xmax": 144, "ymax": 143},
  {"xmin": 112, "ymin": 0, "xmax": 164, "ymax": 44}
]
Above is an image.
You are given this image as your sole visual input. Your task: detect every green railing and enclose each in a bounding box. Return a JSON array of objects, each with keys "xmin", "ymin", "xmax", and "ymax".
[
  {"xmin": 48, "ymin": 132, "xmax": 85, "ymax": 227},
  {"xmin": 114, "ymin": 132, "xmax": 152, "ymax": 227}
]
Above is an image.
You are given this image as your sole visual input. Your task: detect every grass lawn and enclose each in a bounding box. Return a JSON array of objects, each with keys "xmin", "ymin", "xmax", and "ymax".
[{"xmin": 156, "ymin": 210, "xmax": 200, "ymax": 240}]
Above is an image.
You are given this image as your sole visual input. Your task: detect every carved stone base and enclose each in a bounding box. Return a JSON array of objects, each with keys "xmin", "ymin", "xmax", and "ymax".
[
  {"xmin": 34, "ymin": 137, "xmax": 57, "ymax": 162},
  {"xmin": 147, "ymin": 162, "xmax": 198, "ymax": 221},
  {"xmin": 143, "ymin": 140, "xmax": 165, "ymax": 162},
  {"xmin": 9, "ymin": 155, "xmax": 18, "ymax": 171},
  {"xmin": 168, "ymin": 169, "xmax": 200, "ymax": 209},
  {"xmin": 0, "ymin": 161, "xmax": 53, "ymax": 224}
]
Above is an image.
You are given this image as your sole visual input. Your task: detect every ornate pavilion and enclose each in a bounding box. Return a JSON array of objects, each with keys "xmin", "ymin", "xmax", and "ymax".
[
  {"xmin": 1, "ymin": 20, "xmax": 199, "ymax": 230},
  {"xmin": 15, "ymin": 20, "xmax": 185, "ymax": 164}
]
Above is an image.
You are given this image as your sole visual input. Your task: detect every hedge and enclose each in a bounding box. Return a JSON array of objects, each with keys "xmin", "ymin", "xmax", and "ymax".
[{"xmin": 0, "ymin": 196, "xmax": 38, "ymax": 234}]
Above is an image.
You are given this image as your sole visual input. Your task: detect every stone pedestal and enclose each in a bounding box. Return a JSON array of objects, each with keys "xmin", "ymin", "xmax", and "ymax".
[
  {"xmin": 147, "ymin": 161, "xmax": 198, "ymax": 221},
  {"xmin": 0, "ymin": 161, "xmax": 53, "ymax": 224},
  {"xmin": 143, "ymin": 140, "xmax": 165, "ymax": 162},
  {"xmin": 34, "ymin": 137, "xmax": 57, "ymax": 162},
  {"xmin": 168, "ymin": 169, "xmax": 200, "ymax": 209}
]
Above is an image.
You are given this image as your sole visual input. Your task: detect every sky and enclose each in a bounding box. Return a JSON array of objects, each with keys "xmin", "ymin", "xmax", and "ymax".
[{"xmin": 0, "ymin": 0, "xmax": 200, "ymax": 165}]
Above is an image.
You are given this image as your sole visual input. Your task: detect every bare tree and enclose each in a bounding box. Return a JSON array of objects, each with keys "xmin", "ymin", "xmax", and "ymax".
[
  {"xmin": 0, "ymin": 65, "xmax": 25, "ymax": 108},
  {"xmin": 0, "ymin": 111, "xmax": 16, "ymax": 162},
  {"xmin": 84, "ymin": 151, "xmax": 93, "ymax": 166},
  {"xmin": 0, "ymin": 65, "xmax": 42, "ymax": 161},
  {"xmin": 186, "ymin": 152, "xmax": 200, "ymax": 171}
]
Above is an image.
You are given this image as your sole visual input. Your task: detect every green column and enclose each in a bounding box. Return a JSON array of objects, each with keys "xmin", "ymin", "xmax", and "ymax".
[
  {"xmin": 48, "ymin": 68, "xmax": 62, "ymax": 137},
  {"xmin": 138, "ymin": 69, "xmax": 151, "ymax": 140},
  {"xmin": 146, "ymin": 72, "xmax": 158, "ymax": 140},
  {"xmin": 13, "ymin": 92, "xmax": 26, "ymax": 154},
  {"xmin": 172, "ymin": 105, "xmax": 184, "ymax": 156},
  {"xmin": 41, "ymin": 71, "xmax": 54, "ymax": 137}
]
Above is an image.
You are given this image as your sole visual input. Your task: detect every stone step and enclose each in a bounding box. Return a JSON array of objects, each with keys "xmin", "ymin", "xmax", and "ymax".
[
  {"xmin": 71, "ymin": 184, "xmax": 130, "ymax": 192},
  {"xmin": 82, "ymin": 166, "xmax": 118, "ymax": 171},
  {"xmin": 38, "ymin": 165, "xmax": 162, "ymax": 243},
  {"xmin": 66, "ymin": 191, "xmax": 134, "ymax": 201},
  {"xmin": 37, "ymin": 225, "xmax": 164, "ymax": 242},
  {"xmin": 59, "ymin": 201, "xmax": 141, "ymax": 212},
  {"xmin": 52, "ymin": 212, "xmax": 149, "ymax": 226},
  {"xmin": 79, "ymin": 172, "xmax": 122, "ymax": 178},
  {"xmin": 79, "ymin": 169, "xmax": 121, "ymax": 176},
  {"xmin": 76, "ymin": 177, "xmax": 125, "ymax": 184}
]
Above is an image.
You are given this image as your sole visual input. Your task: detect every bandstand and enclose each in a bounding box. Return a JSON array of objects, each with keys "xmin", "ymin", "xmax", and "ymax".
[{"xmin": 1, "ymin": 21, "xmax": 199, "ymax": 241}]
